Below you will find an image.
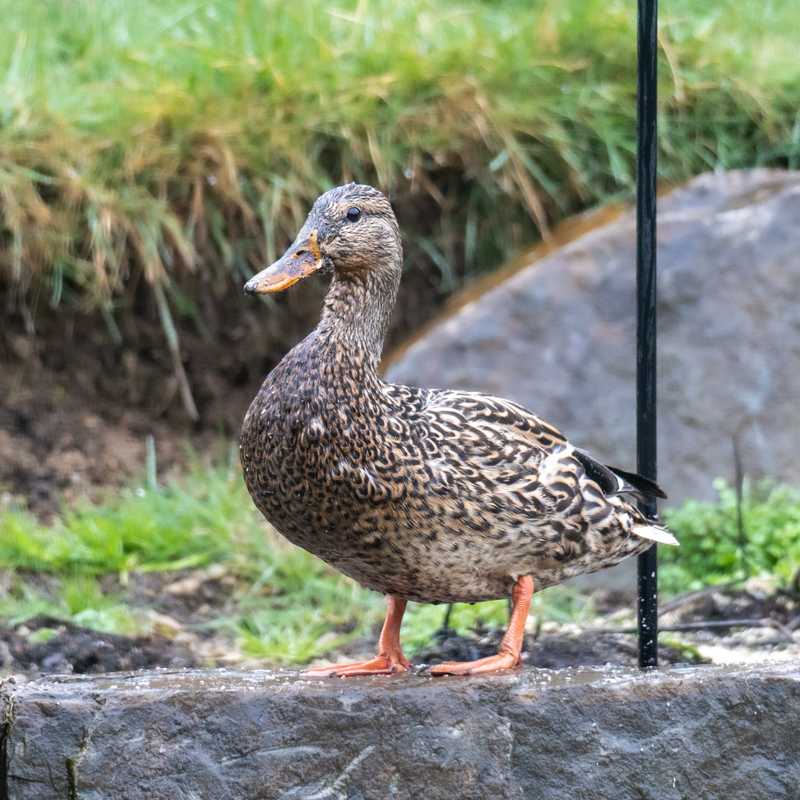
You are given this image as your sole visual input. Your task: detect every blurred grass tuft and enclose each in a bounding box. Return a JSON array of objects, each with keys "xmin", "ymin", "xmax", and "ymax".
[{"xmin": 1, "ymin": 0, "xmax": 798, "ymax": 357}]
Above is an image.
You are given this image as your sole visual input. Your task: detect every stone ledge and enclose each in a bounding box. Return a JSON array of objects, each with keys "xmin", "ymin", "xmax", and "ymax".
[{"xmin": 2, "ymin": 663, "xmax": 798, "ymax": 800}]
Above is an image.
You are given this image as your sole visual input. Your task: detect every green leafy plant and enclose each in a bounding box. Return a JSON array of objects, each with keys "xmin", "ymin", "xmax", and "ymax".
[{"xmin": 661, "ymin": 480, "xmax": 800, "ymax": 594}]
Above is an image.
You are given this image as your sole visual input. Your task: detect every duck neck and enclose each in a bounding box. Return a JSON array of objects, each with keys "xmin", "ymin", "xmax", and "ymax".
[{"xmin": 318, "ymin": 263, "xmax": 400, "ymax": 368}]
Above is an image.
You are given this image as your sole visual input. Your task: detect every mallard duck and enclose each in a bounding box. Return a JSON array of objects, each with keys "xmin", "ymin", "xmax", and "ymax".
[{"xmin": 240, "ymin": 183, "xmax": 676, "ymax": 676}]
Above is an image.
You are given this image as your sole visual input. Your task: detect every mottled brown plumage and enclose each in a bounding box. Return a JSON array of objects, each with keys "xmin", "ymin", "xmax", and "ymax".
[{"xmin": 240, "ymin": 183, "xmax": 676, "ymax": 675}]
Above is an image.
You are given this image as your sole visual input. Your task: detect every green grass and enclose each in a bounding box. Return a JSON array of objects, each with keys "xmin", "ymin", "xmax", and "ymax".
[
  {"xmin": 3, "ymin": 450, "xmax": 798, "ymax": 665},
  {"xmin": 0, "ymin": 576, "xmax": 140, "ymax": 636},
  {"xmin": 1, "ymin": 0, "xmax": 798, "ymax": 354}
]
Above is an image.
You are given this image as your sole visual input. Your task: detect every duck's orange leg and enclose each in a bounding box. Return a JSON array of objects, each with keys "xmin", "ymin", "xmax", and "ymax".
[
  {"xmin": 430, "ymin": 575, "xmax": 534, "ymax": 676},
  {"xmin": 305, "ymin": 595, "xmax": 411, "ymax": 677}
]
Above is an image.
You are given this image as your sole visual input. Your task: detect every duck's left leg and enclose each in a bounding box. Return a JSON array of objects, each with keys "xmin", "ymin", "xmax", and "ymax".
[
  {"xmin": 304, "ymin": 595, "xmax": 411, "ymax": 677},
  {"xmin": 430, "ymin": 575, "xmax": 533, "ymax": 676}
]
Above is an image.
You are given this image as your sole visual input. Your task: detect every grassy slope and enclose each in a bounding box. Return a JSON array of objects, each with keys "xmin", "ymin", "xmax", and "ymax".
[
  {"xmin": 2, "ymin": 451, "xmax": 798, "ymax": 664},
  {"xmin": 1, "ymin": 0, "xmax": 798, "ymax": 325}
]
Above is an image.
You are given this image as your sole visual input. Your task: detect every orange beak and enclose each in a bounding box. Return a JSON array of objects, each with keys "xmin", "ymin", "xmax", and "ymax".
[{"xmin": 244, "ymin": 230, "xmax": 323, "ymax": 294}]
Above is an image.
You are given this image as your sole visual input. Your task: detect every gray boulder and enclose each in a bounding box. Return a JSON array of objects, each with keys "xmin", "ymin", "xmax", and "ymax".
[
  {"xmin": 387, "ymin": 170, "xmax": 800, "ymax": 503},
  {"xmin": 2, "ymin": 663, "xmax": 798, "ymax": 799}
]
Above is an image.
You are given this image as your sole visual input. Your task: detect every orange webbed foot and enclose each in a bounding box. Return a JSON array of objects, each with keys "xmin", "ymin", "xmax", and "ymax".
[
  {"xmin": 305, "ymin": 594, "xmax": 411, "ymax": 678},
  {"xmin": 304, "ymin": 653, "xmax": 411, "ymax": 678},
  {"xmin": 429, "ymin": 651, "xmax": 520, "ymax": 676}
]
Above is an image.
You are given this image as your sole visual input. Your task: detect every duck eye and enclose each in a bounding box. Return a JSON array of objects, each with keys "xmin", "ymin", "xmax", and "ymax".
[{"xmin": 346, "ymin": 206, "xmax": 362, "ymax": 222}]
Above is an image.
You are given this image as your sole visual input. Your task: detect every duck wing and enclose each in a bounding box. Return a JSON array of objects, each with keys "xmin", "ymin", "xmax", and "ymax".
[
  {"xmin": 413, "ymin": 389, "xmax": 677, "ymax": 547},
  {"xmin": 416, "ymin": 389, "xmax": 574, "ymax": 512}
]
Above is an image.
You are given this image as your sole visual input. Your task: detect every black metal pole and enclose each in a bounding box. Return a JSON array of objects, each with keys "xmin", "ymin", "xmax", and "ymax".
[{"xmin": 636, "ymin": 0, "xmax": 659, "ymax": 668}]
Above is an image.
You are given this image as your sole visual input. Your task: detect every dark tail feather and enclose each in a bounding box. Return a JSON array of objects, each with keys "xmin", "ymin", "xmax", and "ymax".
[
  {"xmin": 575, "ymin": 450, "xmax": 668, "ymax": 501},
  {"xmin": 606, "ymin": 465, "xmax": 668, "ymax": 500}
]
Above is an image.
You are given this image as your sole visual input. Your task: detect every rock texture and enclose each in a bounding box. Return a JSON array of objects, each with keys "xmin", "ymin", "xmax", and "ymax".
[
  {"xmin": 387, "ymin": 170, "xmax": 800, "ymax": 503},
  {"xmin": 2, "ymin": 663, "xmax": 799, "ymax": 800}
]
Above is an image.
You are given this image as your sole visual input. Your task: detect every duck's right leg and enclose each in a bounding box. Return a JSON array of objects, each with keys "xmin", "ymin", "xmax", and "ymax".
[
  {"xmin": 430, "ymin": 575, "xmax": 534, "ymax": 676},
  {"xmin": 304, "ymin": 595, "xmax": 411, "ymax": 677}
]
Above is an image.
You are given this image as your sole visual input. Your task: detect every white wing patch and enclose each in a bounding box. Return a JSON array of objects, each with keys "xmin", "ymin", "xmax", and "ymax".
[{"xmin": 538, "ymin": 443, "xmax": 575, "ymax": 484}]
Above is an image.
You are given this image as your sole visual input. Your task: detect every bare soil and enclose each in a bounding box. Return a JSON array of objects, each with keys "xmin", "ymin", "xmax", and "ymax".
[
  {"xmin": 0, "ymin": 255, "xmax": 449, "ymax": 516},
  {"xmin": 0, "ymin": 616, "xmax": 198, "ymax": 675},
  {"xmin": 0, "ymin": 201, "xmax": 609, "ymax": 514}
]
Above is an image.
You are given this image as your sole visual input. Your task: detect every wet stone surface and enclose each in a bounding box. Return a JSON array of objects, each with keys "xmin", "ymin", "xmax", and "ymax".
[{"xmin": 2, "ymin": 662, "xmax": 798, "ymax": 799}]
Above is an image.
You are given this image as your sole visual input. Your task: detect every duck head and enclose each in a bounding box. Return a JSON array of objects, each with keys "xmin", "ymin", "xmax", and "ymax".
[{"xmin": 244, "ymin": 183, "xmax": 401, "ymax": 295}]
